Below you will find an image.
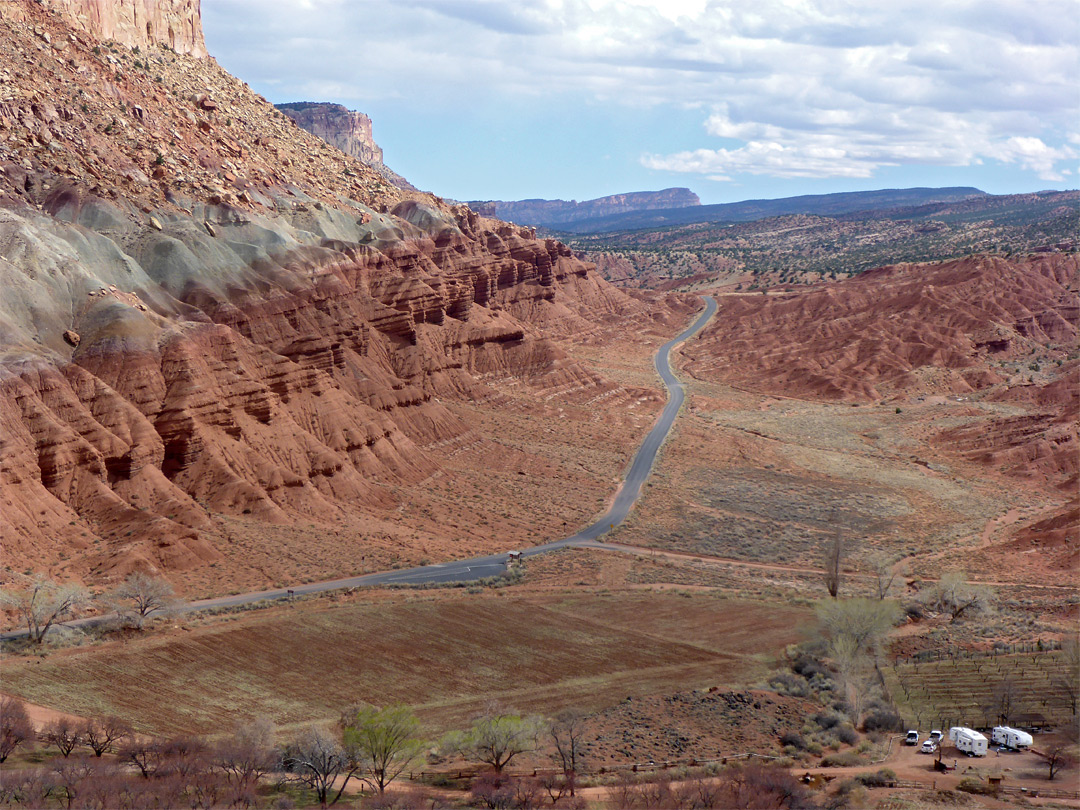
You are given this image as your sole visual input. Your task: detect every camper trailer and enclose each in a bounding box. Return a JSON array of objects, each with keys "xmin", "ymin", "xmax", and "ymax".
[
  {"xmin": 991, "ymin": 726, "xmax": 1033, "ymax": 750},
  {"xmin": 949, "ymin": 727, "xmax": 988, "ymax": 757}
]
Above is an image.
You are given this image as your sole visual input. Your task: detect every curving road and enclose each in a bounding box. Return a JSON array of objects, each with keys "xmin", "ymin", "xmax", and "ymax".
[{"xmin": 1, "ymin": 298, "xmax": 716, "ymax": 635}]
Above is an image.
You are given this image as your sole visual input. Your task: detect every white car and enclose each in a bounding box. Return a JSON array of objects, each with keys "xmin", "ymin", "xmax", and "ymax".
[{"xmin": 920, "ymin": 740, "xmax": 938, "ymax": 754}]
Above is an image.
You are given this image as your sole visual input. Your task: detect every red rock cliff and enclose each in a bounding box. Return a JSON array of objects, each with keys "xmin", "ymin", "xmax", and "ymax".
[{"xmin": 0, "ymin": 0, "xmax": 205, "ymax": 56}]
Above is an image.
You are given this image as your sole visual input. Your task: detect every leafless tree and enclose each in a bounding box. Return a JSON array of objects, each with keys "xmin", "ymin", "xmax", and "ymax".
[
  {"xmin": 110, "ymin": 571, "xmax": 180, "ymax": 629},
  {"xmin": 1041, "ymin": 745, "xmax": 1078, "ymax": 781},
  {"xmin": 1054, "ymin": 636, "xmax": 1080, "ymax": 715},
  {"xmin": 120, "ymin": 738, "xmax": 166, "ymax": 779},
  {"xmin": 926, "ymin": 572, "xmax": 992, "ymax": 623},
  {"xmin": 280, "ymin": 726, "xmax": 361, "ymax": 807},
  {"xmin": 215, "ymin": 717, "xmax": 276, "ymax": 803},
  {"xmin": 42, "ymin": 717, "xmax": 84, "ymax": 758},
  {"xmin": 549, "ymin": 709, "xmax": 587, "ymax": 796},
  {"xmin": 80, "ymin": 715, "xmax": 132, "ymax": 757},
  {"xmin": 823, "ymin": 534, "xmax": 843, "ymax": 598},
  {"xmin": 0, "ymin": 577, "xmax": 90, "ymax": 643},
  {"xmin": 869, "ymin": 553, "xmax": 905, "ymax": 600},
  {"xmin": 0, "ymin": 696, "xmax": 34, "ymax": 763},
  {"xmin": 989, "ymin": 678, "xmax": 1018, "ymax": 726}
]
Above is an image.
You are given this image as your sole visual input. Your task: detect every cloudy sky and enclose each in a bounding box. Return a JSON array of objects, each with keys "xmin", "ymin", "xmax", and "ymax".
[{"xmin": 204, "ymin": 0, "xmax": 1079, "ymax": 204}]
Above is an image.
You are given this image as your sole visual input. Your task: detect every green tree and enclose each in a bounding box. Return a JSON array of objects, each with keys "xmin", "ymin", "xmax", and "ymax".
[
  {"xmin": 342, "ymin": 705, "xmax": 426, "ymax": 795},
  {"xmin": 443, "ymin": 708, "xmax": 543, "ymax": 773}
]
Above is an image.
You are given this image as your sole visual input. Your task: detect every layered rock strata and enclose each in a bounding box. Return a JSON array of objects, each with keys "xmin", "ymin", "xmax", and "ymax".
[{"xmin": 0, "ymin": 0, "xmax": 686, "ymax": 589}]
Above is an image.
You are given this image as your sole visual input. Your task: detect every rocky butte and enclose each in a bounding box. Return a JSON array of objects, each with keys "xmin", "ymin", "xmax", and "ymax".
[
  {"xmin": 0, "ymin": 0, "xmax": 693, "ymax": 594},
  {"xmin": 276, "ymin": 101, "xmax": 417, "ymax": 191}
]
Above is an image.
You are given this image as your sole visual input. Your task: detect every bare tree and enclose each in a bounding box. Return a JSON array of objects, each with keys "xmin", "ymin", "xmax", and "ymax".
[
  {"xmin": 869, "ymin": 553, "xmax": 905, "ymax": 600},
  {"xmin": 215, "ymin": 717, "xmax": 276, "ymax": 802},
  {"xmin": 990, "ymin": 678, "xmax": 1017, "ymax": 726},
  {"xmin": 443, "ymin": 706, "xmax": 543, "ymax": 774},
  {"xmin": 342, "ymin": 704, "xmax": 427, "ymax": 795},
  {"xmin": 280, "ymin": 726, "xmax": 361, "ymax": 807},
  {"xmin": 1054, "ymin": 636, "xmax": 1080, "ymax": 715},
  {"xmin": 41, "ymin": 717, "xmax": 84, "ymax": 758},
  {"xmin": 823, "ymin": 534, "xmax": 843, "ymax": 599},
  {"xmin": 0, "ymin": 577, "xmax": 90, "ymax": 643},
  {"xmin": 926, "ymin": 572, "xmax": 992, "ymax": 623},
  {"xmin": 1041, "ymin": 746, "xmax": 1078, "ymax": 781},
  {"xmin": 81, "ymin": 716, "xmax": 132, "ymax": 757},
  {"xmin": 110, "ymin": 572, "xmax": 179, "ymax": 629},
  {"xmin": 549, "ymin": 709, "xmax": 587, "ymax": 796},
  {"xmin": 0, "ymin": 696, "xmax": 34, "ymax": 762}
]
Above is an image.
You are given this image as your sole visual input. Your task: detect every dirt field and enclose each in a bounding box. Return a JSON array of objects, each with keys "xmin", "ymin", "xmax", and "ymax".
[
  {"xmin": 0, "ymin": 588, "xmax": 811, "ymax": 740},
  {"xmin": 616, "ymin": 373, "xmax": 1075, "ymax": 592}
]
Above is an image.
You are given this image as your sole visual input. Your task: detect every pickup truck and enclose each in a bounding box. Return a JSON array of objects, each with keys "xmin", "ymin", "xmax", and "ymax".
[{"xmin": 904, "ymin": 730, "xmax": 920, "ymax": 745}]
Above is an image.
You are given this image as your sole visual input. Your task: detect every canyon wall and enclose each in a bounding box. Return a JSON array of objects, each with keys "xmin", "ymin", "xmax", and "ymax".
[{"xmin": 0, "ymin": 0, "xmax": 205, "ymax": 56}]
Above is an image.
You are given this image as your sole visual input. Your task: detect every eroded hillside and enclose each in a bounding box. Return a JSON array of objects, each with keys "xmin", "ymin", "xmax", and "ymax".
[{"xmin": 0, "ymin": 1, "xmax": 695, "ymax": 596}]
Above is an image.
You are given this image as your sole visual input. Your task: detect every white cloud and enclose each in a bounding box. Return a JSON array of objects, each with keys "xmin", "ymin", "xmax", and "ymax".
[{"xmin": 205, "ymin": 0, "xmax": 1080, "ymax": 184}]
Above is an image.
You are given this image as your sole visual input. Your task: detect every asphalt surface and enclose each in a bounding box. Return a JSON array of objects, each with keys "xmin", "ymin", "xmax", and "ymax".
[{"xmin": 2, "ymin": 297, "xmax": 717, "ymax": 638}]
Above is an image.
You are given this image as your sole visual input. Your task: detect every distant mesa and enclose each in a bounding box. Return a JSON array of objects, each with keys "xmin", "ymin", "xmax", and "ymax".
[
  {"xmin": 469, "ymin": 188, "xmax": 701, "ymax": 229},
  {"xmin": 277, "ymin": 102, "xmax": 418, "ymax": 191},
  {"xmin": 551, "ymin": 186, "xmax": 989, "ymax": 234}
]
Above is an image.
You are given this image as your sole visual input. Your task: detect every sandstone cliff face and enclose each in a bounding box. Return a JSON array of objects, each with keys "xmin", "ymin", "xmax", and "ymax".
[
  {"xmin": 0, "ymin": 0, "xmax": 205, "ymax": 56},
  {"xmin": 277, "ymin": 102, "xmax": 418, "ymax": 192},
  {"xmin": 470, "ymin": 188, "xmax": 701, "ymax": 228}
]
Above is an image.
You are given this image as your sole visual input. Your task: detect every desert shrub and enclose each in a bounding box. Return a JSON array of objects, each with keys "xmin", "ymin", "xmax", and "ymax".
[
  {"xmin": 812, "ymin": 711, "xmax": 843, "ymax": 730},
  {"xmin": 779, "ymin": 732, "xmax": 806, "ymax": 750},
  {"xmin": 791, "ymin": 653, "xmax": 829, "ymax": 680},
  {"xmin": 854, "ymin": 769, "xmax": 896, "ymax": 787},
  {"xmin": 805, "ymin": 741, "xmax": 823, "ymax": 755},
  {"xmin": 862, "ymin": 708, "xmax": 904, "ymax": 732},
  {"xmin": 836, "ymin": 725, "xmax": 859, "ymax": 746},
  {"xmin": 769, "ymin": 671, "xmax": 809, "ymax": 697},
  {"xmin": 956, "ymin": 777, "xmax": 997, "ymax": 795},
  {"xmin": 820, "ymin": 750, "xmax": 865, "ymax": 767}
]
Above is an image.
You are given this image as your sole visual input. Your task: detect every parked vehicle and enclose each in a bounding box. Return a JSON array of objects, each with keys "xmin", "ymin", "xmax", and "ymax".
[
  {"xmin": 920, "ymin": 739, "xmax": 938, "ymax": 754},
  {"xmin": 904, "ymin": 730, "xmax": 920, "ymax": 745},
  {"xmin": 929, "ymin": 729, "xmax": 943, "ymax": 744},
  {"xmin": 949, "ymin": 726, "xmax": 988, "ymax": 757},
  {"xmin": 991, "ymin": 726, "xmax": 1033, "ymax": 750}
]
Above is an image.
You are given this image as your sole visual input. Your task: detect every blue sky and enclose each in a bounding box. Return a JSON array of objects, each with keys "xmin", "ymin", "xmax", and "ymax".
[{"xmin": 204, "ymin": 0, "xmax": 1079, "ymax": 205}]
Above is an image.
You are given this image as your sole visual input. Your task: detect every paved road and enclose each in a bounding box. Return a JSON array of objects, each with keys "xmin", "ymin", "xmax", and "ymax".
[
  {"xmin": 2, "ymin": 298, "xmax": 716, "ymax": 637},
  {"xmin": 192, "ymin": 296, "xmax": 716, "ymax": 609}
]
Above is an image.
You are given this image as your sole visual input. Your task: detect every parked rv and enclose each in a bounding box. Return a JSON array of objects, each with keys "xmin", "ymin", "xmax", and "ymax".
[
  {"xmin": 949, "ymin": 726, "xmax": 988, "ymax": 757},
  {"xmin": 991, "ymin": 726, "xmax": 1033, "ymax": 750}
]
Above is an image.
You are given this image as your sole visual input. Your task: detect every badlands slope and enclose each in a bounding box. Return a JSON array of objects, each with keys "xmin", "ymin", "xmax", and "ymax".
[{"xmin": 0, "ymin": 1, "xmax": 695, "ymax": 597}]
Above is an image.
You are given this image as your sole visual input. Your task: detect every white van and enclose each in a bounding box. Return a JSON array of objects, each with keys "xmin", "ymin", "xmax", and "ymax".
[
  {"xmin": 991, "ymin": 726, "xmax": 1033, "ymax": 750},
  {"xmin": 949, "ymin": 726, "xmax": 988, "ymax": 757}
]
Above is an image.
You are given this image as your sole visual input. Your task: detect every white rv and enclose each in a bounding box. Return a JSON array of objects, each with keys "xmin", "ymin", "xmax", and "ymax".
[
  {"xmin": 949, "ymin": 726, "xmax": 988, "ymax": 757},
  {"xmin": 991, "ymin": 726, "xmax": 1033, "ymax": 750}
]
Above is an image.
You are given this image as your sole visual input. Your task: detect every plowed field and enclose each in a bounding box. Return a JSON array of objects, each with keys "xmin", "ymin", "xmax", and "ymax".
[{"xmin": 0, "ymin": 590, "xmax": 811, "ymax": 737}]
